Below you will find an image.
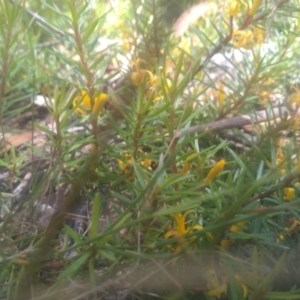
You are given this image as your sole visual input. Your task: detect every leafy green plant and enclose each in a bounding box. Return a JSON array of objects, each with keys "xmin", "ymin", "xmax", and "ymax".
[{"xmin": 1, "ymin": 0, "xmax": 300, "ymax": 299}]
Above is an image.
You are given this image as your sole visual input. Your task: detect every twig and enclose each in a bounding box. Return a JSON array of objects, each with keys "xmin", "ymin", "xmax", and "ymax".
[{"xmin": 174, "ymin": 105, "xmax": 292, "ymax": 138}]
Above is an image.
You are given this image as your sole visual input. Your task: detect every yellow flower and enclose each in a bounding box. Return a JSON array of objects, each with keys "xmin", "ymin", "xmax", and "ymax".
[
  {"xmin": 73, "ymin": 90, "xmax": 107, "ymax": 116},
  {"xmin": 207, "ymin": 282, "xmax": 227, "ymax": 298},
  {"xmin": 130, "ymin": 58, "xmax": 156, "ymax": 86},
  {"xmin": 117, "ymin": 150, "xmax": 152, "ymax": 179},
  {"xmin": 164, "ymin": 210, "xmax": 203, "ymax": 253},
  {"xmin": 229, "ymin": 0, "xmax": 241, "ymax": 17},
  {"xmin": 227, "ymin": 0, "xmax": 247, "ymax": 17},
  {"xmin": 230, "ymin": 221, "xmax": 246, "ymax": 232},
  {"xmin": 284, "ymin": 187, "xmax": 295, "ymax": 201},
  {"xmin": 117, "ymin": 151, "xmax": 132, "ymax": 174},
  {"xmin": 180, "ymin": 153, "xmax": 199, "ymax": 176},
  {"xmin": 220, "ymin": 239, "xmax": 232, "ymax": 248},
  {"xmin": 248, "ymin": 0, "xmax": 263, "ymax": 16},
  {"xmin": 232, "ymin": 27, "xmax": 264, "ymax": 49},
  {"xmin": 232, "ymin": 30, "xmax": 254, "ymax": 49},
  {"xmin": 286, "ymin": 218, "xmax": 300, "ymax": 233},
  {"xmin": 204, "ymin": 160, "xmax": 225, "ymax": 186},
  {"xmin": 141, "ymin": 158, "xmax": 152, "ymax": 169},
  {"xmin": 205, "ymin": 269, "xmax": 227, "ymax": 298},
  {"xmin": 220, "ymin": 221, "xmax": 245, "ymax": 248}
]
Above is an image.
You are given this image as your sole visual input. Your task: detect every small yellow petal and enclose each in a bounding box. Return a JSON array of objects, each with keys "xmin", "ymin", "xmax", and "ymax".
[
  {"xmin": 221, "ymin": 239, "xmax": 232, "ymax": 248},
  {"xmin": 73, "ymin": 98, "xmax": 88, "ymax": 115},
  {"xmin": 182, "ymin": 210, "xmax": 196, "ymax": 222},
  {"xmin": 232, "ymin": 30, "xmax": 255, "ymax": 49},
  {"xmin": 81, "ymin": 90, "xmax": 91, "ymax": 106},
  {"xmin": 164, "ymin": 230, "xmax": 180, "ymax": 239},
  {"xmin": 130, "ymin": 72, "xmax": 140, "ymax": 86},
  {"xmin": 141, "ymin": 158, "xmax": 152, "ymax": 169},
  {"xmin": 229, "ymin": 1, "xmax": 240, "ymax": 17},
  {"xmin": 204, "ymin": 160, "xmax": 226, "ymax": 186},
  {"xmin": 73, "ymin": 90, "xmax": 107, "ymax": 116},
  {"xmin": 172, "ymin": 213, "xmax": 186, "ymax": 234},
  {"xmin": 248, "ymin": 0, "xmax": 263, "ymax": 16},
  {"xmin": 186, "ymin": 224, "xmax": 203, "ymax": 234},
  {"xmin": 92, "ymin": 93, "xmax": 107, "ymax": 115},
  {"xmin": 207, "ymin": 282, "xmax": 227, "ymax": 298},
  {"xmin": 240, "ymin": 283, "xmax": 248, "ymax": 298}
]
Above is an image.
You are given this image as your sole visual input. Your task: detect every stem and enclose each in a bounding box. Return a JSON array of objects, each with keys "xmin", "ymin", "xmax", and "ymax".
[
  {"xmin": 70, "ymin": 1, "xmax": 99, "ymax": 160},
  {"xmin": 152, "ymin": 0, "xmax": 160, "ymax": 60}
]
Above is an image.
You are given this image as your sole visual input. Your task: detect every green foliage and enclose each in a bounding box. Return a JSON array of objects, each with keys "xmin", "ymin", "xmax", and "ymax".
[{"xmin": 1, "ymin": 0, "xmax": 300, "ymax": 299}]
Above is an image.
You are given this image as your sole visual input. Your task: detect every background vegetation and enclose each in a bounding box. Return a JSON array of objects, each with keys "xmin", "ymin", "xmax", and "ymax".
[{"xmin": 1, "ymin": 0, "xmax": 300, "ymax": 299}]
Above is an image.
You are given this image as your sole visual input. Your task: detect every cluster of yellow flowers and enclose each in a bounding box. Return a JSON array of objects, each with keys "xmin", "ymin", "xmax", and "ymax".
[
  {"xmin": 117, "ymin": 150, "xmax": 152, "ymax": 180},
  {"xmin": 164, "ymin": 210, "xmax": 203, "ymax": 253},
  {"xmin": 164, "ymin": 210, "xmax": 245, "ymax": 251},
  {"xmin": 73, "ymin": 89, "xmax": 107, "ymax": 116},
  {"xmin": 232, "ymin": 26, "xmax": 264, "ymax": 49},
  {"xmin": 205, "ymin": 266, "xmax": 250, "ymax": 298},
  {"xmin": 164, "ymin": 160, "xmax": 226, "ymax": 252},
  {"xmin": 130, "ymin": 58, "xmax": 171, "ymax": 103},
  {"xmin": 162, "ymin": 158, "xmax": 253, "ymax": 297},
  {"xmin": 130, "ymin": 58, "xmax": 156, "ymax": 86},
  {"xmin": 164, "ymin": 208, "xmax": 248, "ymax": 298},
  {"xmin": 72, "ymin": 89, "xmax": 107, "ymax": 157},
  {"xmin": 229, "ymin": 0, "xmax": 265, "ymax": 50}
]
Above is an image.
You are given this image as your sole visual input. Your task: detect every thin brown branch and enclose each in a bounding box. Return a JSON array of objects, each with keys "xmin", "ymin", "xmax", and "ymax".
[{"xmin": 174, "ymin": 106, "xmax": 293, "ymax": 139}]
